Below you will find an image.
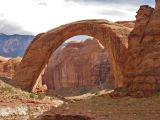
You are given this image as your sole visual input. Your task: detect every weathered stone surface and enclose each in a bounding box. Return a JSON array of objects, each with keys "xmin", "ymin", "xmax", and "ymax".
[
  {"xmin": 12, "ymin": 20, "xmax": 131, "ymax": 91},
  {"xmin": 41, "ymin": 38, "xmax": 112, "ymax": 90},
  {"xmin": 124, "ymin": 0, "xmax": 160, "ymax": 96},
  {"xmin": 0, "ymin": 56, "xmax": 21, "ymax": 79},
  {"xmin": 116, "ymin": 21, "xmax": 135, "ymax": 29}
]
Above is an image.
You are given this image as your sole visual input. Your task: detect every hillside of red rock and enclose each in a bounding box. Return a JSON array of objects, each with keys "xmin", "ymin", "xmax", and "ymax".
[{"xmin": 116, "ymin": 21, "xmax": 135, "ymax": 29}]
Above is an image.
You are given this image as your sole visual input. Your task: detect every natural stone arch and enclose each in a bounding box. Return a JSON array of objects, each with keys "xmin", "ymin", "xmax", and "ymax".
[{"xmin": 12, "ymin": 19, "xmax": 131, "ymax": 91}]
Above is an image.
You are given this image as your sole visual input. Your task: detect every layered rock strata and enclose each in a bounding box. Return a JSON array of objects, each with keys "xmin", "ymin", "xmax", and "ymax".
[
  {"xmin": 125, "ymin": 0, "xmax": 160, "ymax": 97},
  {"xmin": 42, "ymin": 38, "xmax": 112, "ymax": 90}
]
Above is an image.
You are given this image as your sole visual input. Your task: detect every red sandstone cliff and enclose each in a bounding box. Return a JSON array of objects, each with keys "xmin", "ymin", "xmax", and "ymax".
[
  {"xmin": 124, "ymin": 0, "xmax": 160, "ymax": 97},
  {"xmin": 42, "ymin": 38, "xmax": 113, "ymax": 91},
  {"xmin": 116, "ymin": 21, "xmax": 135, "ymax": 29}
]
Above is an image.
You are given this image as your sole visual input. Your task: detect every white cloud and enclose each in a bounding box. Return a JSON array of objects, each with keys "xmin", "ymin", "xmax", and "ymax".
[
  {"xmin": 33, "ymin": 0, "xmax": 48, "ymax": 6},
  {"xmin": 0, "ymin": 13, "xmax": 4, "ymax": 17},
  {"xmin": 0, "ymin": 19, "xmax": 33, "ymax": 35},
  {"xmin": 0, "ymin": 0, "xmax": 154, "ymax": 35}
]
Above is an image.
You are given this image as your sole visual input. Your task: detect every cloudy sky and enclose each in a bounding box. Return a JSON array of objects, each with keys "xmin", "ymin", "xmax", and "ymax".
[{"xmin": 0, "ymin": 0, "xmax": 155, "ymax": 35}]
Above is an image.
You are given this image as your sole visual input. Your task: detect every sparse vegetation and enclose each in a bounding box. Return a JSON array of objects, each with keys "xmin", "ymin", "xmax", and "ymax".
[
  {"xmin": 29, "ymin": 92, "xmax": 38, "ymax": 99},
  {"xmin": 0, "ymin": 79, "xmax": 64, "ymax": 105},
  {"xmin": 156, "ymin": 91, "xmax": 160, "ymax": 96},
  {"xmin": 0, "ymin": 80, "xmax": 64, "ymax": 120},
  {"xmin": 37, "ymin": 92, "xmax": 46, "ymax": 100},
  {"xmin": 1, "ymin": 86, "xmax": 13, "ymax": 93},
  {"xmin": 29, "ymin": 92, "xmax": 47, "ymax": 100},
  {"xmin": 0, "ymin": 80, "xmax": 29, "ymax": 99}
]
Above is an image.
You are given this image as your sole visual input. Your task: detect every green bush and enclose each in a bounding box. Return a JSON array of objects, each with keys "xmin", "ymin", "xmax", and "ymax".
[
  {"xmin": 37, "ymin": 92, "xmax": 46, "ymax": 100},
  {"xmin": 1, "ymin": 86, "xmax": 13, "ymax": 93},
  {"xmin": 29, "ymin": 93, "xmax": 38, "ymax": 99},
  {"xmin": 29, "ymin": 92, "xmax": 46, "ymax": 100},
  {"xmin": 156, "ymin": 91, "xmax": 160, "ymax": 96}
]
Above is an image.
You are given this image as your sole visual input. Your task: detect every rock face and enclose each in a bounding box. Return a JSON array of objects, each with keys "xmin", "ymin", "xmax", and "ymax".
[
  {"xmin": 13, "ymin": 20, "xmax": 131, "ymax": 91},
  {"xmin": 124, "ymin": 0, "xmax": 160, "ymax": 97},
  {"xmin": 42, "ymin": 38, "xmax": 112, "ymax": 90},
  {"xmin": 0, "ymin": 56, "xmax": 21, "ymax": 79},
  {"xmin": 116, "ymin": 21, "xmax": 135, "ymax": 29},
  {"xmin": 0, "ymin": 33, "xmax": 34, "ymax": 57}
]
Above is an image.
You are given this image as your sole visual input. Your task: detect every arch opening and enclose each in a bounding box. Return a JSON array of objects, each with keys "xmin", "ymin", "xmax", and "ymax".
[{"xmin": 33, "ymin": 35, "xmax": 115, "ymax": 96}]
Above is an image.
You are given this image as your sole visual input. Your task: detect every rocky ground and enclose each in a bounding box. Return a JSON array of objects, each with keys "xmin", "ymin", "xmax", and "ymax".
[
  {"xmin": 38, "ymin": 93, "xmax": 160, "ymax": 120},
  {"xmin": 1, "ymin": 79, "xmax": 160, "ymax": 120},
  {"xmin": 0, "ymin": 80, "xmax": 64, "ymax": 120}
]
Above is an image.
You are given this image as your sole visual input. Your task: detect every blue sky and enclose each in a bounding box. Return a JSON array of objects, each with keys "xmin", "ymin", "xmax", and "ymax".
[{"xmin": 0, "ymin": 0, "xmax": 155, "ymax": 35}]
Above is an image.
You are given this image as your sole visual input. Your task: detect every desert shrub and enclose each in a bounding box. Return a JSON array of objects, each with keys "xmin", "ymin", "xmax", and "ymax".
[
  {"xmin": 29, "ymin": 93, "xmax": 38, "ymax": 99},
  {"xmin": 37, "ymin": 92, "xmax": 46, "ymax": 100},
  {"xmin": 156, "ymin": 90, "xmax": 160, "ymax": 96},
  {"xmin": 1, "ymin": 86, "xmax": 13, "ymax": 93},
  {"xmin": 30, "ymin": 92, "xmax": 46, "ymax": 100},
  {"xmin": 114, "ymin": 87, "xmax": 129, "ymax": 94}
]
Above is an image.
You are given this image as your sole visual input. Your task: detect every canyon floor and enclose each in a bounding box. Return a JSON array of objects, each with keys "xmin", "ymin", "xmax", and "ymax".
[
  {"xmin": 0, "ymin": 79, "xmax": 160, "ymax": 120},
  {"xmin": 38, "ymin": 95, "xmax": 160, "ymax": 120}
]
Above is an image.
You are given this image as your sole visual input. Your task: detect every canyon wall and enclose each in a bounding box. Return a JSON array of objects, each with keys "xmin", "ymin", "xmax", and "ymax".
[
  {"xmin": 125, "ymin": 0, "xmax": 160, "ymax": 97},
  {"xmin": 42, "ymin": 38, "xmax": 113, "ymax": 90}
]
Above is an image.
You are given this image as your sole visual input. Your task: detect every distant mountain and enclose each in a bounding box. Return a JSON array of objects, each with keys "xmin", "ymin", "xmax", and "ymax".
[{"xmin": 0, "ymin": 33, "xmax": 34, "ymax": 57}]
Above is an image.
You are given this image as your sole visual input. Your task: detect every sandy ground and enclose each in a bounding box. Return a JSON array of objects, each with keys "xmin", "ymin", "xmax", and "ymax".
[{"xmin": 38, "ymin": 93, "xmax": 160, "ymax": 120}]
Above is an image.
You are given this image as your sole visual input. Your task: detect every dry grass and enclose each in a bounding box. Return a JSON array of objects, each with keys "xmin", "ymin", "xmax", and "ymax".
[
  {"xmin": 0, "ymin": 80, "xmax": 64, "ymax": 120},
  {"xmin": 0, "ymin": 80, "xmax": 61, "ymax": 101},
  {"xmin": 0, "ymin": 80, "xmax": 30, "ymax": 100}
]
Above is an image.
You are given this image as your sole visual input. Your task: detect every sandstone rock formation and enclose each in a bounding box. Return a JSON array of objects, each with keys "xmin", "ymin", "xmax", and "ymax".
[
  {"xmin": 42, "ymin": 38, "xmax": 112, "ymax": 91},
  {"xmin": 124, "ymin": 0, "xmax": 160, "ymax": 97},
  {"xmin": 13, "ymin": 20, "xmax": 132, "ymax": 91},
  {"xmin": 116, "ymin": 21, "xmax": 135, "ymax": 29},
  {"xmin": 0, "ymin": 56, "xmax": 21, "ymax": 79}
]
